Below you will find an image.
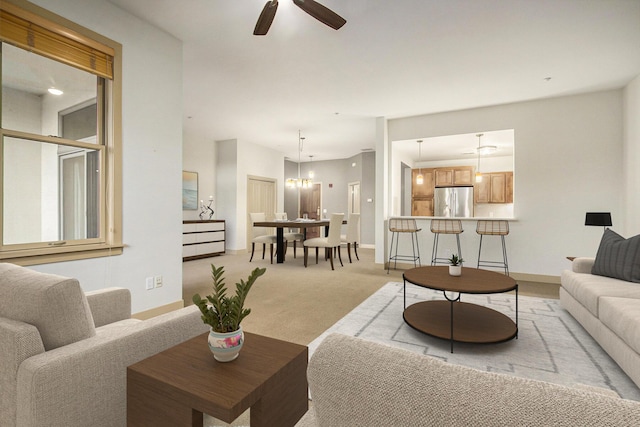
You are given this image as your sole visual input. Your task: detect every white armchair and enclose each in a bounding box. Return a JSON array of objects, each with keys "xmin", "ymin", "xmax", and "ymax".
[
  {"xmin": 303, "ymin": 213, "xmax": 344, "ymax": 270},
  {"xmin": 249, "ymin": 212, "xmax": 279, "ymax": 264},
  {"xmin": 0, "ymin": 263, "xmax": 208, "ymax": 427},
  {"xmin": 340, "ymin": 213, "xmax": 361, "ymax": 263},
  {"xmin": 275, "ymin": 212, "xmax": 304, "ymax": 258}
]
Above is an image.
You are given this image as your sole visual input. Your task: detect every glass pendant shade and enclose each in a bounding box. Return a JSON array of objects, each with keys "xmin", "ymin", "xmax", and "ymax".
[
  {"xmin": 475, "ymin": 172, "xmax": 483, "ymax": 183},
  {"xmin": 416, "ymin": 173, "xmax": 424, "ymax": 185}
]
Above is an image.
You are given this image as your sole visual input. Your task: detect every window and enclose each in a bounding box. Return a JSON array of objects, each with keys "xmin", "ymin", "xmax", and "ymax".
[{"xmin": 0, "ymin": 1, "xmax": 122, "ymax": 265}]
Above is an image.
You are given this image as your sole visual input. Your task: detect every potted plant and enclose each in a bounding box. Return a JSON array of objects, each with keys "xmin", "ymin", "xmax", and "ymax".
[
  {"xmin": 448, "ymin": 254, "xmax": 463, "ymax": 276},
  {"xmin": 192, "ymin": 264, "xmax": 266, "ymax": 362}
]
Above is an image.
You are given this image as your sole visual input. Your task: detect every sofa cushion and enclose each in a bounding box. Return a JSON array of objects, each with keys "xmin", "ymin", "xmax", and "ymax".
[
  {"xmin": 561, "ymin": 270, "xmax": 640, "ymax": 317},
  {"xmin": 0, "ymin": 263, "xmax": 95, "ymax": 350},
  {"xmin": 599, "ymin": 297, "xmax": 640, "ymax": 355},
  {"xmin": 592, "ymin": 229, "xmax": 640, "ymax": 283}
]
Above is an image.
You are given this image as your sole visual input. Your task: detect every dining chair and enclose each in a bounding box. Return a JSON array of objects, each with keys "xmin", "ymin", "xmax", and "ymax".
[
  {"xmin": 304, "ymin": 213, "xmax": 344, "ymax": 270},
  {"xmin": 340, "ymin": 213, "xmax": 361, "ymax": 263},
  {"xmin": 249, "ymin": 212, "xmax": 279, "ymax": 264},
  {"xmin": 275, "ymin": 212, "xmax": 304, "ymax": 258}
]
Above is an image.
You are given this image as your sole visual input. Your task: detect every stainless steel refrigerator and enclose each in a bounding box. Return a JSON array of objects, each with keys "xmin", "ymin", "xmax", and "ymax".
[{"xmin": 434, "ymin": 186, "xmax": 474, "ymax": 218}]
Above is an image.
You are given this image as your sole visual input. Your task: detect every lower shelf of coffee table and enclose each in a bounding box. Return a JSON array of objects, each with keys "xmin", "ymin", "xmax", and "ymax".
[{"xmin": 403, "ymin": 300, "xmax": 517, "ymax": 344}]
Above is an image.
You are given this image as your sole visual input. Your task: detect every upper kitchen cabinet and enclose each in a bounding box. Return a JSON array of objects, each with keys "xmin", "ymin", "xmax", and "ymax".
[
  {"xmin": 412, "ymin": 168, "xmax": 434, "ymax": 197},
  {"xmin": 434, "ymin": 166, "xmax": 474, "ymax": 187},
  {"xmin": 475, "ymin": 172, "xmax": 513, "ymax": 204}
]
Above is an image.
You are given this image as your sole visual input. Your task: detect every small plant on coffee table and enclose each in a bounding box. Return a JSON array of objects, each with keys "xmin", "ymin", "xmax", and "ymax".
[{"xmin": 448, "ymin": 254, "xmax": 464, "ymax": 266}]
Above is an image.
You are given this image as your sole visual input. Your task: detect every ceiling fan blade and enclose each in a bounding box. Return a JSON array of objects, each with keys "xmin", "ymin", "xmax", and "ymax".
[
  {"xmin": 254, "ymin": 1, "xmax": 279, "ymax": 36},
  {"xmin": 293, "ymin": 0, "xmax": 346, "ymax": 30}
]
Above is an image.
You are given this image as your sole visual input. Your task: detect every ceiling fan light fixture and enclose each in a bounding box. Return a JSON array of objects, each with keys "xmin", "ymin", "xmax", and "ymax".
[{"xmin": 477, "ymin": 145, "xmax": 497, "ymax": 156}]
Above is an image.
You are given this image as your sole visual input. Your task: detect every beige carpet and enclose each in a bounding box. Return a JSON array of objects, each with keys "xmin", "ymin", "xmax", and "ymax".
[{"xmin": 182, "ymin": 247, "xmax": 559, "ymax": 426}]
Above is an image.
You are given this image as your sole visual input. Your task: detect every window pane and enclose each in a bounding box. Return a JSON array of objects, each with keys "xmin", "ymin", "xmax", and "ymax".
[
  {"xmin": 1, "ymin": 42, "xmax": 98, "ymax": 142},
  {"xmin": 2, "ymin": 136, "xmax": 101, "ymax": 245}
]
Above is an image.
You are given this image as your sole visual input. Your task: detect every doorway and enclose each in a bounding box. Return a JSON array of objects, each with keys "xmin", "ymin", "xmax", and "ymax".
[
  {"xmin": 348, "ymin": 181, "xmax": 361, "ymax": 215},
  {"xmin": 299, "ymin": 182, "xmax": 322, "ymax": 238},
  {"xmin": 246, "ymin": 176, "xmax": 277, "ymax": 250}
]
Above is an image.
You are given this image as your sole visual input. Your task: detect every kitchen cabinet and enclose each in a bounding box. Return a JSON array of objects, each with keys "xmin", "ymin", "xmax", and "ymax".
[
  {"xmin": 411, "ymin": 168, "xmax": 434, "ymax": 216},
  {"xmin": 434, "ymin": 166, "xmax": 474, "ymax": 187},
  {"xmin": 475, "ymin": 172, "xmax": 513, "ymax": 204},
  {"xmin": 412, "ymin": 168, "xmax": 434, "ymax": 197},
  {"xmin": 412, "ymin": 198, "xmax": 434, "ymax": 216},
  {"xmin": 183, "ymin": 220, "xmax": 225, "ymax": 261}
]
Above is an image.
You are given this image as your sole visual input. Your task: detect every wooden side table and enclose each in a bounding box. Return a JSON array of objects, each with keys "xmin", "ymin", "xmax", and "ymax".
[{"xmin": 127, "ymin": 332, "xmax": 308, "ymax": 427}]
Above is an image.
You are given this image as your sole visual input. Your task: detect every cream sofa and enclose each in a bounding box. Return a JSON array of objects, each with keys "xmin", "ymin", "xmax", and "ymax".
[
  {"xmin": 297, "ymin": 333, "xmax": 640, "ymax": 426},
  {"xmin": 560, "ymin": 257, "xmax": 640, "ymax": 389},
  {"xmin": 0, "ymin": 263, "xmax": 208, "ymax": 427}
]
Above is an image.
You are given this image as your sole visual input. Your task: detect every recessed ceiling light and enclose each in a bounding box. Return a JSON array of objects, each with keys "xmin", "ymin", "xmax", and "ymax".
[{"xmin": 48, "ymin": 88, "xmax": 63, "ymax": 95}]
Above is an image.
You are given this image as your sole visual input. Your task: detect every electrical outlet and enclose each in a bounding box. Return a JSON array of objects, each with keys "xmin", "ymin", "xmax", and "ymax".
[
  {"xmin": 154, "ymin": 275, "xmax": 163, "ymax": 288},
  {"xmin": 145, "ymin": 277, "xmax": 154, "ymax": 290}
]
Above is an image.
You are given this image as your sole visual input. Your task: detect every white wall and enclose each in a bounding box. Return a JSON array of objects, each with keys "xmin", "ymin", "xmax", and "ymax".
[
  {"xmin": 183, "ymin": 132, "xmax": 216, "ymax": 221},
  {"xmin": 623, "ymin": 75, "xmax": 640, "ymax": 236},
  {"xmin": 214, "ymin": 139, "xmax": 285, "ymax": 251},
  {"xmin": 385, "ymin": 90, "xmax": 624, "ymax": 278},
  {"xmin": 27, "ymin": 0, "xmax": 185, "ymax": 314}
]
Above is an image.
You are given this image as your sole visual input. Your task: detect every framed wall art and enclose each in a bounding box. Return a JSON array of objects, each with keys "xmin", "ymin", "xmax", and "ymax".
[{"xmin": 182, "ymin": 171, "xmax": 198, "ymax": 210}]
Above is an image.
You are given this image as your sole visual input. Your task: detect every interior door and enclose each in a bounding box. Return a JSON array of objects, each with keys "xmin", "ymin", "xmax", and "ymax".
[
  {"xmin": 246, "ymin": 176, "xmax": 277, "ymax": 250},
  {"xmin": 348, "ymin": 181, "xmax": 361, "ymax": 215},
  {"xmin": 299, "ymin": 182, "xmax": 321, "ymax": 238}
]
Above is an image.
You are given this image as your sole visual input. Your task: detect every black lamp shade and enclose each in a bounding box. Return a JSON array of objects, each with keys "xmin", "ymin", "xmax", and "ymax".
[{"xmin": 585, "ymin": 212, "xmax": 612, "ymax": 227}]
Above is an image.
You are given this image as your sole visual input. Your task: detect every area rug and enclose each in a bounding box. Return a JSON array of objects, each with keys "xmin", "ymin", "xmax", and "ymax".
[{"xmin": 308, "ymin": 282, "xmax": 640, "ymax": 401}]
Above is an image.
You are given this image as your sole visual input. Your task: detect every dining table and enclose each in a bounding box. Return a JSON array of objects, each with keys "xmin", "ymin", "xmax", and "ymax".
[{"xmin": 252, "ymin": 219, "xmax": 345, "ymax": 263}]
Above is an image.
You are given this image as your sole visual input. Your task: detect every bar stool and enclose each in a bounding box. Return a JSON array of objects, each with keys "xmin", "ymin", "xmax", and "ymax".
[
  {"xmin": 387, "ymin": 218, "xmax": 422, "ymax": 274},
  {"xmin": 430, "ymin": 219, "xmax": 464, "ymax": 266},
  {"xmin": 476, "ymin": 220, "xmax": 510, "ymax": 275}
]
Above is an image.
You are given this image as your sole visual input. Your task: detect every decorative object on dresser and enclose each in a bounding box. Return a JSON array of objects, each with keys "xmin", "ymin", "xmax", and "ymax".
[
  {"xmin": 192, "ymin": 265, "xmax": 266, "ymax": 362},
  {"xmin": 183, "ymin": 220, "xmax": 225, "ymax": 261},
  {"xmin": 199, "ymin": 195, "xmax": 214, "ymax": 220}
]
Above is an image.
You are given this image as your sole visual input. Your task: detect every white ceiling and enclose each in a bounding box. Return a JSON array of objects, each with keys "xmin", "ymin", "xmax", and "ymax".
[{"xmin": 106, "ymin": 0, "xmax": 640, "ymax": 162}]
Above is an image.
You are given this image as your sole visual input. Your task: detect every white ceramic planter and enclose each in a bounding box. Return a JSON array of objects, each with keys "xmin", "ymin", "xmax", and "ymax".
[
  {"xmin": 449, "ymin": 265, "xmax": 462, "ymax": 276},
  {"xmin": 208, "ymin": 326, "xmax": 244, "ymax": 362}
]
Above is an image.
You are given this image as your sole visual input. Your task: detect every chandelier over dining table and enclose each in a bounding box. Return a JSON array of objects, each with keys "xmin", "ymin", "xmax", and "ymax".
[{"xmin": 286, "ymin": 130, "xmax": 313, "ymax": 189}]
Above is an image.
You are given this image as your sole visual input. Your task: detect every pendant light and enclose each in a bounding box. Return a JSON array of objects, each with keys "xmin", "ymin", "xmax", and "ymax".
[
  {"xmin": 475, "ymin": 133, "xmax": 483, "ymax": 183},
  {"xmin": 308, "ymin": 155, "xmax": 315, "ymax": 179},
  {"xmin": 286, "ymin": 130, "xmax": 312, "ymax": 188},
  {"xmin": 416, "ymin": 140, "xmax": 424, "ymax": 185}
]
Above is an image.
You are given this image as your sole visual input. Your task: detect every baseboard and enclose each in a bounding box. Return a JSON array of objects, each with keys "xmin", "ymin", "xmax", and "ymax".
[
  {"xmin": 132, "ymin": 300, "xmax": 184, "ymax": 320},
  {"xmin": 380, "ymin": 261, "xmax": 560, "ymax": 285},
  {"xmin": 511, "ymin": 272, "xmax": 560, "ymax": 285}
]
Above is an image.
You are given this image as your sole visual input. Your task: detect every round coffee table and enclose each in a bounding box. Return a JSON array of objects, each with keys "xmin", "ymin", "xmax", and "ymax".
[{"xmin": 403, "ymin": 266, "xmax": 518, "ymax": 353}]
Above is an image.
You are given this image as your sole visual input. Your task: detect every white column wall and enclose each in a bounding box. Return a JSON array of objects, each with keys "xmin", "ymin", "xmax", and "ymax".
[{"xmin": 28, "ymin": 0, "xmax": 185, "ymax": 314}]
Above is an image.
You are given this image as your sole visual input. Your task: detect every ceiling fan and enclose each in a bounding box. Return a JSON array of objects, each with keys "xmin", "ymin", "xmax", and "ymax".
[{"xmin": 254, "ymin": 0, "xmax": 347, "ymax": 35}]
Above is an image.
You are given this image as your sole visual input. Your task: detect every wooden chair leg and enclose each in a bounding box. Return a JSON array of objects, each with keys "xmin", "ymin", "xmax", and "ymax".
[
  {"xmin": 293, "ymin": 241, "xmax": 297, "ymax": 258},
  {"xmin": 354, "ymin": 242, "xmax": 359, "ymax": 261},
  {"xmin": 250, "ymin": 243, "xmax": 256, "ymax": 262},
  {"xmin": 262, "ymin": 243, "xmax": 266, "ymax": 260},
  {"xmin": 304, "ymin": 247, "xmax": 308, "ymax": 267},
  {"xmin": 270, "ymin": 243, "xmax": 273, "ymax": 264},
  {"xmin": 328, "ymin": 248, "xmax": 335, "ymax": 270},
  {"xmin": 315, "ymin": 248, "xmax": 319, "ymax": 264},
  {"xmin": 347, "ymin": 243, "xmax": 352, "ymax": 263},
  {"xmin": 337, "ymin": 246, "xmax": 343, "ymax": 267}
]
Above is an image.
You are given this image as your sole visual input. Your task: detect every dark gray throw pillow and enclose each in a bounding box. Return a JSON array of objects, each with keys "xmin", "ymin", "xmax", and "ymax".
[{"xmin": 591, "ymin": 229, "xmax": 640, "ymax": 283}]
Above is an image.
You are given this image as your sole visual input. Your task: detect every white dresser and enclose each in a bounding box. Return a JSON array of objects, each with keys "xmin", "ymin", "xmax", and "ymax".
[{"xmin": 182, "ymin": 220, "xmax": 225, "ymax": 261}]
